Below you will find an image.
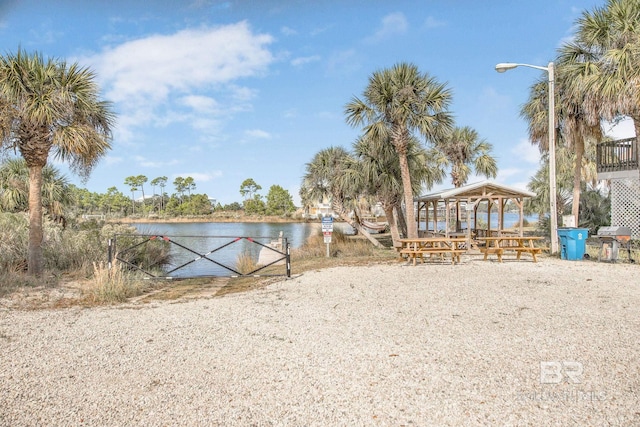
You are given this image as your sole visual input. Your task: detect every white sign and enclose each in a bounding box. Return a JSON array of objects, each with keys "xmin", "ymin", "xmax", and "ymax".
[
  {"xmin": 324, "ymin": 235, "xmax": 332, "ymax": 243},
  {"xmin": 321, "ymin": 216, "xmax": 333, "ymax": 232}
]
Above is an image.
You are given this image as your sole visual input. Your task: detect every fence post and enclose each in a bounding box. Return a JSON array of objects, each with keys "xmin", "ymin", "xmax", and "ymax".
[
  {"xmin": 285, "ymin": 239, "xmax": 291, "ymax": 277},
  {"xmin": 108, "ymin": 238, "xmax": 113, "ymax": 270}
]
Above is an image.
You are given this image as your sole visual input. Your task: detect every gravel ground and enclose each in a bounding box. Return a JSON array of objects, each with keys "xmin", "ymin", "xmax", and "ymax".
[{"xmin": 1, "ymin": 257, "xmax": 639, "ymax": 426}]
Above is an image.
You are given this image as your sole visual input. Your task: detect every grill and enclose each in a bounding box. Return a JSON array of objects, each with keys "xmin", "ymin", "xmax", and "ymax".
[{"xmin": 596, "ymin": 226, "xmax": 632, "ymax": 263}]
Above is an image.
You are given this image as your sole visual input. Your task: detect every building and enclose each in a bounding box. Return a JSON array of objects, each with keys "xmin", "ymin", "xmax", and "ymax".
[{"xmin": 596, "ymin": 136, "xmax": 640, "ymax": 238}]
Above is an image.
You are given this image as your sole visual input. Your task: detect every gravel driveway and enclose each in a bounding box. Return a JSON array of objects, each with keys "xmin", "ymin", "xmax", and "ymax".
[{"xmin": 1, "ymin": 258, "xmax": 639, "ymax": 426}]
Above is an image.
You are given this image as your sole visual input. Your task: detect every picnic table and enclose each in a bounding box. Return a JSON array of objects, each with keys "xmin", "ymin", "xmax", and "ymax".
[
  {"xmin": 477, "ymin": 236, "xmax": 545, "ymax": 262},
  {"xmin": 398, "ymin": 237, "xmax": 468, "ymax": 265}
]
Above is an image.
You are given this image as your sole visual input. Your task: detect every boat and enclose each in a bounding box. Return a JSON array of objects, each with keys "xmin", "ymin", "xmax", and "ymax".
[{"xmin": 361, "ymin": 220, "xmax": 388, "ymax": 234}]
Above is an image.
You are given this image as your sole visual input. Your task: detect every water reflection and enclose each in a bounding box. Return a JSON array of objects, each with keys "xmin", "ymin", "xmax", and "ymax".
[{"xmin": 129, "ymin": 222, "xmax": 320, "ymax": 277}]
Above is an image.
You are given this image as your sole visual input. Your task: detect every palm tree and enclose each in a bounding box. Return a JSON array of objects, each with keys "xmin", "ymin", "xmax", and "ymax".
[
  {"xmin": 521, "ymin": 67, "xmax": 603, "ymax": 225},
  {"xmin": 0, "ymin": 158, "xmax": 28, "ymax": 213},
  {"xmin": 345, "ymin": 62, "xmax": 454, "ymax": 238},
  {"xmin": 435, "ymin": 126, "xmax": 497, "ymax": 188},
  {"xmin": 432, "ymin": 126, "xmax": 497, "ymax": 231},
  {"xmin": 353, "ymin": 133, "xmax": 445, "ymax": 246},
  {"xmin": 567, "ymin": 0, "xmax": 640, "ymax": 136},
  {"xmin": 524, "ymin": 144, "xmax": 579, "ymax": 223},
  {"xmin": 300, "ymin": 147, "xmax": 382, "ymax": 247},
  {"xmin": 552, "ymin": 0, "xmax": 640, "ymax": 223},
  {"xmin": 0, "ymin": 50, "xmax": 114, "ymax": 275}
]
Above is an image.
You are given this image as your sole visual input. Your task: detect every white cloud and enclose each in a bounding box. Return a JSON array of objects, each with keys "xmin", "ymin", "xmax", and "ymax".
[
  {"xmin": 281, "ymin": 26, "xmax": 297, "ymax": 36},
  {"xmin": 496, "ymin": 167, "xmax": 523, "ymax": 179},
  {"xmin": 134, "ymin": 156, "xmax": 180, "ymax": 168},
  {"xmin": 172, "ymin": 171, "xmax": 222, "ymax": 182},
  {"xmin": 291, "ymin": 55, "xmax": 321, "ymax": 67},
  {"xmin": 283, "ymin": 108, "xmax": 298, "ymax": 119},
  {"xmin": 512, "ymin": 138, "xmax": 542, "ymax": 164},
  {"xmin": 89, "ymin": 22, "xmax": 273, "ymax": 104},
  {"xmin": 179, "ymin": 95, "xmax": 220, "ymax": 113},
  {"xmin": 424, "ymin": 16, "xmax": 446, "ymax": 29},
  {"xmin": 80, "ymin": 21, "xmax": 274, "ymax": 141},
  {"xmin": 367, "ymin": 12, "xmax": 408, "ymax": 42},
  {"xmin": 326, "ymin": 49, "xmax": 359, "ymax": 75},
  {"xmin": 245, "ymin": 129, "xmax": 272, "ymax": 139},
  {"xmin": 496, "ymin": 167, "xmax": 538, "ymax": 191},
  {"xmin": 104, "ymin": 156, "xmax": 123, "ymax": 165}
]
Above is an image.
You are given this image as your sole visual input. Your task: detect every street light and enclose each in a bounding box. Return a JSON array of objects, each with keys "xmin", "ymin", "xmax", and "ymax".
[{"xmin": 495, "ymin": 61, "xmax": 558, "ymax": 255}]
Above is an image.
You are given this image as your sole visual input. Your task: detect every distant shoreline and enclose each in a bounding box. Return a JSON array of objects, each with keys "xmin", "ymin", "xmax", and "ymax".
[{"xmin": 108, "ymin": 215, "xmax": 314, "ymax": 224}]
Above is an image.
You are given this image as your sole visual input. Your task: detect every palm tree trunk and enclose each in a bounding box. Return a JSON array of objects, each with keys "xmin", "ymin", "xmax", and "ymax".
[
  {"xmin": 394, "ymin": 201, "xmax": 407, "ymax": 237},
  {"xmin": 332, "ymin": 198, "xmax": 382, "ymax": 248},
  {"xmin": 571, "ymin": 138, "xmax": 584, "ymax": 225},
  {"xmin": 398, "ymin": 152, "xmax": 418, "ymax": 238},
  {"xmin": 27, "ymin": 165, "xmax": 44, "ymax": 276},
  {"xmin": 383, "ymin": 204, "xmax": 401, "ymax": 248}
]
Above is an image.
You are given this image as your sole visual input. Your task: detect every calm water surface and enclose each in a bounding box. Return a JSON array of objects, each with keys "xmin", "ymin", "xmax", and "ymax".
[{"xmin": 128, "ymin": 222, "xmax": 340, "ymax": 278}]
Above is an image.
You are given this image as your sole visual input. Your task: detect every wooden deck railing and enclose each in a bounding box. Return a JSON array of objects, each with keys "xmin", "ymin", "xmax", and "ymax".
[{"xmin": 597, "ymin": 137, "xmax": 638, "ymax": 173}]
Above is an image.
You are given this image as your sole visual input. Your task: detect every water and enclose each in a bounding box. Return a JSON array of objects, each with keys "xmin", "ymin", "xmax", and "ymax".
[
  {"xmin": 126, "ymin": 222, "xmax": 321, "ymax": 278},
  {"xmin": 420, "ymin": 212, "xmax": 538, "ymax": 232}
]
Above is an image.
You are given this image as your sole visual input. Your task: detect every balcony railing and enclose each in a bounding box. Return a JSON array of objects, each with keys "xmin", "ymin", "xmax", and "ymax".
[{"xmin": 597, "ymin": 137, "xmax": 638, "ymax": 173}]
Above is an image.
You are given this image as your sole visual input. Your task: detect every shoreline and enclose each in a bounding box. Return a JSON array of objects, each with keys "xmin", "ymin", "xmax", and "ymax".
[{"xmin": 109, "ymin": 215, "xmax": 315, "ymax": 224}]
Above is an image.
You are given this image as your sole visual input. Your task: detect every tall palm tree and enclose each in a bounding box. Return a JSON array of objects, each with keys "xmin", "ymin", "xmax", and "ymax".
[
  {"xmin": 345, "ymin": 62, "xmax": 453, "ymax": 238},
  {"xmin": 521, "ymin": 71, "xmax": 602, "ymax": 225},
  {"xmin": 432, "ymin": 126, "xmax": 497, "ymax": 231},
  {"xmin": 435, "ymin": 126, "xmax": 497, "ymax": 188},
  {"xmin": 300, "ymin": 146, "xmax": 382, "ymax": 247},
  {"xmin": 554, "ymin": 0, "xmax": 640, "ymax": 224},
  {"xmin": 0, "ymin": 50, "xmax": 114, "ymax": 276},
  {"xmin": 567, "ymin": 0, "xmax": 640, "ymax": 136},
  {"xmin": 353, "ymin": 133, "xmax": 445, "ymax": 246}
]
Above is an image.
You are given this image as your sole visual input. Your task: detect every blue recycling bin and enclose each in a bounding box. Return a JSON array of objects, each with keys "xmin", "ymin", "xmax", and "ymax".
[{"xmin": 557, "ymin": 228, "xmax": 589, "ymax": 260}]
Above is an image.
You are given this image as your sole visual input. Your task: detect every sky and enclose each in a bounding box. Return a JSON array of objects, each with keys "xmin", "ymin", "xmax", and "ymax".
[{"xmin": 0, "ymin": 0, "xmax": 634, "ymax": 206}]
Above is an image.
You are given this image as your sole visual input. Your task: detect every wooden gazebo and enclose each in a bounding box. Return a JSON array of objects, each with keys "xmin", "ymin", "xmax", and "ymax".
[{"xmin": 414, "ymin": 181, "xmax": 536, "ymax": 242}]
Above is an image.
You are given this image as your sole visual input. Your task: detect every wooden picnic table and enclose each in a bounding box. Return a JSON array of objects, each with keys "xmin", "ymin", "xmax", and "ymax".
[
  {"xmin": 398, "ymin": 237, "xmax": 468, "ymax": 265},
  {"xmin": 476, "ymin": 236, "xmax": 545, "ymax": 262}
]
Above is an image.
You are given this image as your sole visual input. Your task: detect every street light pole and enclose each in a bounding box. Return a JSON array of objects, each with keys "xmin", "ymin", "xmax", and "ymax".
[{"xmin": 495, "ymin": 62, "xmax": 559, "ymax": 254}]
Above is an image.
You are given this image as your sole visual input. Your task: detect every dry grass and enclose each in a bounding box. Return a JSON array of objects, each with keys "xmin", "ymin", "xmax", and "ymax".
[
  {"xmin": 235, "ymin": 250, "xmax": 259, "ymax": 275},
  {"xmin": 0, "ymin": 268, "xmax": 57, "ymax": 299},
  {"xmin": 82, "ymin": 261, "xmax": 151, "ymax": 305},
  {"xmin": 1, "ymin": 226, "xmax": 399, "ymax": 306}
]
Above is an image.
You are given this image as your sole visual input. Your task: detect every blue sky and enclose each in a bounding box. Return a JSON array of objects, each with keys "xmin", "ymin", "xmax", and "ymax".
[{"xmin": 1, "ymin": 0, "xmax": 632, "ymax": 205}]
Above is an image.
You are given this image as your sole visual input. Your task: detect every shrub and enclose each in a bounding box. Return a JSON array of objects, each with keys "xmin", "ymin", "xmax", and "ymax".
[
  {"xmin": 235, "ymin": 250, "xmax": 258, "ymax": 274},
  {"xmin": 83, "ymin": 260, "xmax": 150, "ymax": 304}
]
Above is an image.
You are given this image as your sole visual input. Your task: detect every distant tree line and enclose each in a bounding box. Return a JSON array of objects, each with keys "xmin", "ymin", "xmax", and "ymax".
[{"xmin": 0, "ymin": 160, "xmax": 297, "ymax": 220}]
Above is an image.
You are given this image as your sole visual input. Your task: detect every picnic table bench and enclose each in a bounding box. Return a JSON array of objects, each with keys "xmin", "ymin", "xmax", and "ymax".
[
  {"xmin": 398, "ymin": 237, "xmax": 468, "ymax": 265},
  {"xmin": 477, "ymin": 236, "xmax": 545, "ymax": 262}
]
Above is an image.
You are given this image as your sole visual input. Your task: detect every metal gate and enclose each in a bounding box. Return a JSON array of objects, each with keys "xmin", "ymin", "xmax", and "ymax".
[{"xmin": 108, "ymin": 234, "xmax": 291, "ymax": 279}]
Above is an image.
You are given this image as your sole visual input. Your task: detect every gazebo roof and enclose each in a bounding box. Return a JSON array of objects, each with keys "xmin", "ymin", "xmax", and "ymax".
[{"xmin": 416, "ymin": 180, "xmax": 536, "ymax": 202}]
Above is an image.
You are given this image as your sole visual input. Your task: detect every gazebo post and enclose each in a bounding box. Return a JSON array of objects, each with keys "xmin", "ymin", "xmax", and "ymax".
[
  {"xmin": 444, "ymin": 198, "xmax": 449, "ymax": 237},
  {"xmin": 499, "ymin": 197, "xmax": 504, "ymax": 235}
]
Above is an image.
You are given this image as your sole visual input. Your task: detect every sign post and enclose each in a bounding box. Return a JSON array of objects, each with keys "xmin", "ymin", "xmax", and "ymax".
[{"xmin": 321, "ymin": 216, "xmax": 334, "ymax": 258}]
